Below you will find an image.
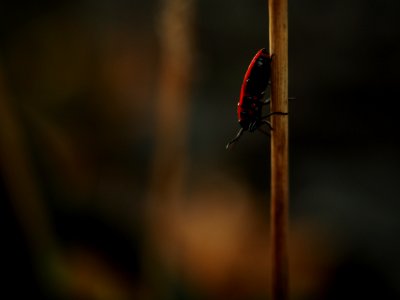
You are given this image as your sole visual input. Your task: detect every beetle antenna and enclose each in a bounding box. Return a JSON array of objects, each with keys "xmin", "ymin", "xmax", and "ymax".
[{"xmin": 226, "ymin": 128, "xmax": 244, "ymax": 150}]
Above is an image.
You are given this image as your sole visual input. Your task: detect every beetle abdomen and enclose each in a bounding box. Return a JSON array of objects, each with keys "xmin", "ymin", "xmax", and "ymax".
[{"xmin": 237, "ymin": 48, "xmax": 271, "ymax": 130}]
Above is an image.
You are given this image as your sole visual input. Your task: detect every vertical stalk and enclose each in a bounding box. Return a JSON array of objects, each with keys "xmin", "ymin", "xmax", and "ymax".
[
  {"xmin": 269, "ymin": 0, "xmax": 289, "ymax": 299},
  {"xmin": 145, "ymin": 1, "xmax": 194, "ymax": 297},
  {"xmin": 149, "ymin": 0, "xmax": 194, "ymax": 204}
]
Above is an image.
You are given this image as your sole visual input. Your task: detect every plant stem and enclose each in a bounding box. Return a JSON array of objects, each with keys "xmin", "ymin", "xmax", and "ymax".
[
  {"xmin": 149, "ymin": 0, "xmax": 194, "ymax": 204},
  {"xmin": 269, "ymin": 0, "xmax": 289, "ymax": 299}
]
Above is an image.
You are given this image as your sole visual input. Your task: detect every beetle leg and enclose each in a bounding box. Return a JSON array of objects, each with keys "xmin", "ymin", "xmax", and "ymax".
[
  {"xmin": 261, "ymin": 97, "xmax": 271, "ymax": 105},
  {"xmin": 261, "ymin": 120, "xmax": 273, "ymax": 131},
  {"xmin": 249, "ymin": 121, "xmax": 258, "ymax": 132},
  {"xmin": 226, "ymin": 128, "xmax": 244, "ymax": 150},
  {"xmin": 258, "ymin": 127, "xmax": 271, "ymax": 136},
  {"xmin": 262, "ymin": 111, "xmax": 288, "ymax": 119}
]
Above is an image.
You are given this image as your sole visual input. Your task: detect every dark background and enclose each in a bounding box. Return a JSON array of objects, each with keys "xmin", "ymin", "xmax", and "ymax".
[{"xmin": 1, "ymin": 0, "xmax": 399, "ymax": 299}]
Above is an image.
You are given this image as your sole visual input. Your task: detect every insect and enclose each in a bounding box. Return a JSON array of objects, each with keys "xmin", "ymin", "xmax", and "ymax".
[{"xmin": 226, "ymin": 48, "xmax": 288, "ymax": 149}]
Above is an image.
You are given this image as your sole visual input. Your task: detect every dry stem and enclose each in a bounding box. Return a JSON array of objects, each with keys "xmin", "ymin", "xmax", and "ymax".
[
  {"xmin": 269, "ymin": 0, "xmax": 289, "ymax": 298},
  {"xmin": 149, "ymin": 0, "xmax": 194, "ymax": 204}
]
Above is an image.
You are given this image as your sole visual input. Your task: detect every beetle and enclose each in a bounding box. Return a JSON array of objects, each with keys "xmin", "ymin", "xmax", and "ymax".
[{"xmin": 226, "ymin": 48, "xmax": 287, "ymax": 149}]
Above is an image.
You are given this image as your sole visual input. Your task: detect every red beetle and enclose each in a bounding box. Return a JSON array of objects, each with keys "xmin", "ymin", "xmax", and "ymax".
[{"xmin": 226, "ymin": 48, "xmax": 287, "ymax": 149}]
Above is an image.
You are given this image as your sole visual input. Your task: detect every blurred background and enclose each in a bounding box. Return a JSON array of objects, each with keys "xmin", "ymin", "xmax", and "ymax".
[{"xmin": 1, "ymin": 0, "xmax": 400, "ymax": 299}]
